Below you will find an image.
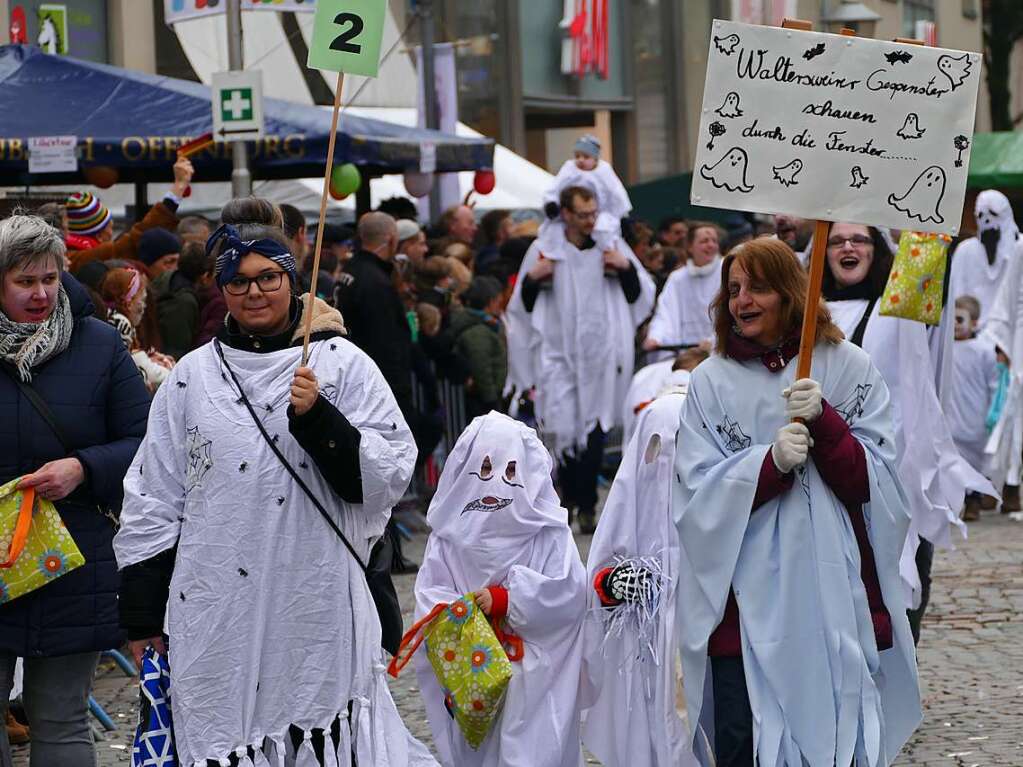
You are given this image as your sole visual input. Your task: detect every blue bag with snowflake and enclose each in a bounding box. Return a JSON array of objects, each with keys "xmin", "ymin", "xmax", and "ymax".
[
  {"xmin": 388, "ymin": 594, "xmax": 514, "ymax": 749},
  {"xmin": 132, "ymin": 647, "xmax": 177, "ymax": 767},
  {"xmin": 0, "ymin": 478, "xmax": 85, "ymax": 604}
]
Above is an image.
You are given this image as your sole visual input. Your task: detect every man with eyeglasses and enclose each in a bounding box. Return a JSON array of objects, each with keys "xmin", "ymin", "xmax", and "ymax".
[{"xmin": 506, "ymin": 185, "xmax": 655, "ymax": 533}]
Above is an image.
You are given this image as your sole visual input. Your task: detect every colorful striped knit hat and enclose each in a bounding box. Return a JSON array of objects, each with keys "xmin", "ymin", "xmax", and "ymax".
[{"xmin": 66, "ymin": 192, "xmax": 112, "ymax": 236}]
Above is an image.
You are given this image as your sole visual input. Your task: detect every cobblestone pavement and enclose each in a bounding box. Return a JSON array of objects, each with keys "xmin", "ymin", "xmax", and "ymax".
[{"xmin": 13, "ymin": 509, "xmax": 1022, "ymax": 766}]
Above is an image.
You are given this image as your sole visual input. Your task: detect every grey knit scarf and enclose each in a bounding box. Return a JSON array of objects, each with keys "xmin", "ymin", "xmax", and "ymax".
[{"xmin": 0, "ymin": 287, "xmax": 74, "ymax": 381}]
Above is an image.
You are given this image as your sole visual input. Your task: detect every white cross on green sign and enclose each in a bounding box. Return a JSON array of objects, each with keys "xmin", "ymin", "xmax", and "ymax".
[{"xmin": 221, "ymin": 88, "xmax": 253, "ymax": 122}]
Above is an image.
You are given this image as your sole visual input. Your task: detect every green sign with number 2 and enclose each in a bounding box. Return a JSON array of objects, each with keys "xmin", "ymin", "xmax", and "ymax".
[{"xmin": 307, "ymin": 0, "xmax": 386, "ymax": 77}]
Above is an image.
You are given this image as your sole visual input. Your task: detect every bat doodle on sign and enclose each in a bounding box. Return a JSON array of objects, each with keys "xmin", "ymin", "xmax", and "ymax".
[
  {"xmin": 888, "ymin": 165, "xmax": 947, "ymax": 225},
  {"xmin": 937, "ymin": 54, "xmax": 973, "ymax": 92},
  {"xmin": 715, "ymin": 91, "xmax": 743, "ymax": 118},
  {"xmin": 772, "ymin": 159, "xmax": 803, "ymax": 187},
  {"xmin": 700, "ymin": 147, "xmax": 755, "ymax": 193},
  {"xmin": 713, "ymin": 33, "xmax": 740, "ymax": 56},
  {"xmin": 884, "ymin": 50, "xmax": 913, "ymax": 65},
  {"xmin": 803, "ymin": 43, "xmax": 826, "ymax": 61},
  {"xmin": 850, "ymin": 166, "xmax": 869, "ymax": 189},
  {"xmin": 896, "ymin": 113, "xmax": 926, "ymax": 140}
]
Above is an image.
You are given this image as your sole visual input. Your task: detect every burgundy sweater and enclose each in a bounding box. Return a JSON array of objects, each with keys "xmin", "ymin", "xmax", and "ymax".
[{"xmin": 706, "ymin": 335, "xmax": 893, "ymax": 657}]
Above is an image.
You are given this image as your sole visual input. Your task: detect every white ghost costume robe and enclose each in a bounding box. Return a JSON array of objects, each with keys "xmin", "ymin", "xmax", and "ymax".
[
  {"xmin": 581, "ymin": 387, "xmax": 699, "ymax": 767},
  {"xmin": 621, "ymin": 361, "xmax": 684, "ymax": 445},
  {"xmin": 947, "ymin": 336, "xmax": 1000, "ymax": 473},
  {"xmin": 505, "ymin": 230, "xmax": 655, "ymax": 455},
  {"xmin": 827, "ymin": 298, "xmax": 995, "ymax": 607},
  {"xmin": 413, "ymin": 413, "xmax": 588, "ymax": 767},
  {"xmin": 949, "ymin": 190, "xmax": 1022, "ymax": 327},
  {"xmin": 646, "ymin": 258, "xmax": 723, "ymax": 352},
  {"xmin": 539, "ymin": 159, "xmax": 631, "ymax": 253},
  {"xmin": 674, "ymin": 341, "xmax": 921, "ymax": 767},
  {"xmin": 113, "ymin": 338, "xmax": 437, "ymax": 767}
]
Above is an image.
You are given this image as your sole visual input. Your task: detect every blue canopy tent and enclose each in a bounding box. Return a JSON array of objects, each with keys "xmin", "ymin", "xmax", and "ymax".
[{"xmin": 0, "ymin": 45, "xmax": 493, "ymax": 191}]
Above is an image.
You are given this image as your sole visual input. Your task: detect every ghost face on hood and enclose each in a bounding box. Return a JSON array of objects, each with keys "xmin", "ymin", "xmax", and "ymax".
[
  {"xmin": 427, "ymin": 412, "xmax": 568, "ymax": 559},
  {"xmin": 974, "ymin": 189, "xmax": 1019, "ymax": 265}
]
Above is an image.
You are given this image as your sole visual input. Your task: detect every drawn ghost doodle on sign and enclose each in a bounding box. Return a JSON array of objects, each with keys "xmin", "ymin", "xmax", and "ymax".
[
  {"xmin": 888, "ymin": 165, "xmax": 947, "ymax": 225},
  {"xmin": 850, "ymin": 166, "xmax": 869, "ymax": 189},
  {"xmin": 954, "ymin": 135, "xmax": 970, "ymax": 168},
  {"xmin": 896, "ymin": 113, "xmax": 926, "ymax": 140},
  {"xmin": 772, "ymin": 159, "xmax": 803, "ymax": 187},
  {"xmin": 700, "ymin": 147, "xmax": 754, "ymax": 193},
  {"xmin": 715, "ymin": 91, "xmax": 743, "ymax": 119},
  {"xmin": 884, "ymin": 50, "xmax": 913, "ymax": 65},
  {"xmin": 713, "ymin": 33, "xmax": 740, "ymax": 56},
  {"xmin": 937, "ymin": 54, "xmax": 972, "ymax": 92},
  {"xmin": 803, "ymin": 43, "xmax": 825, "ymax": 61}
]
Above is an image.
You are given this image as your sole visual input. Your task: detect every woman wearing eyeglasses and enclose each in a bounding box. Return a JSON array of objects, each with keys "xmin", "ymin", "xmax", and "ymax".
[
  {"xmin": 822, "ymin": 222, "xmax": 994, "ymax": 644},
  {"xmin": 114, "ymin": 202, "xmax": 437, "ymax": 766}
]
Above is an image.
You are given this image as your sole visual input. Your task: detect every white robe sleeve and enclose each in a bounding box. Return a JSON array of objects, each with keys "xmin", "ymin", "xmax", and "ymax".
[
  {"xmin": 114, "ymin": 366, "xmax": 189, "ymax": 569},
  {"xmin": 595, "ymin": 160, "xmax": 632, "ymax": 220},
  {"xmin": 505, "ymin": 526, "xmax": 588, "ymax": 640},
  {"xmin": 333, "ymin": 346, "xmax": 417, "ymax": 537},
  {"xmin": 647, "ymin": 270, "xmax": 684, "ymax": 347}
]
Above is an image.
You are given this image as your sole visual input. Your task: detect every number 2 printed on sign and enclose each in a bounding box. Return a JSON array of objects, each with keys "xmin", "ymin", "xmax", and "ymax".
[
  {"xmin": 330, "ymin": 13, "xmax": 363, "ymax": 54},
  {"xmin": 307, "ymin": 0, "xmax": 385, "ymax": 77}
]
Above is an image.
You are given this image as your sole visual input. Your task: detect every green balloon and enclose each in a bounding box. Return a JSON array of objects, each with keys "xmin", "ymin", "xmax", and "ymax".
[{"xmin": 331, "ymin": 163, "xmax": 362, "ymax": 196}]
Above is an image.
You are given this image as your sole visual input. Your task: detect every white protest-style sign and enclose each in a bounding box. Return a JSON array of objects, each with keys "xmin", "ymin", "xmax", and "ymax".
[
  {"xmin": 211, "ymin": 70, "xmax": 265, "ymax": 141},
  {"xmin": 691, "ymin": 20, "xmax": 982, "ymax": 236},
  {"xmin": 27, "ymin": 136, "xmax": 77, "ymax": 174}
]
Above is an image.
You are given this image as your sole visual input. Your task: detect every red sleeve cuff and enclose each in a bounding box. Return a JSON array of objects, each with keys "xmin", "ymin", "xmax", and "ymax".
[
  {"xmin": 593, "ymin": 567, "xmax": 620, "ymax": 606},
  {"xmin": 752, "ymin": 450, "xmax": 794, "ymax": 511},
  {"xmin": 486, "ymin": 586, "xmax": 509, "ymax": 622},
  {"xmin": 808, "ymin": 400, "xmax": 848, "ymax": 447}
]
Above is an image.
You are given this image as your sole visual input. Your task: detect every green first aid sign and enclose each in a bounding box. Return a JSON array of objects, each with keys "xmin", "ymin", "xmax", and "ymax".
[
  {"xmin": 220, "ymin": 88, "xmax": 253, "ymax": 122},
  {"xmin": 307, "ymin": 0, "xmax": 386, "ymax": 77}
]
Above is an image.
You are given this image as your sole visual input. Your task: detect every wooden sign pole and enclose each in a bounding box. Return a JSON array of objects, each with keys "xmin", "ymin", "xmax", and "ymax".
[{"xmin": 301, "ymin": 71, "xmax": 345, "ymax": 365}]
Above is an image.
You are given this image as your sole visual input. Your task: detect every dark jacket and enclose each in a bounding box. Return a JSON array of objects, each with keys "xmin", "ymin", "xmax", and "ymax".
[
  {"xmin": 334, "ymin": 251, "xmax": 413, "ymax": 414},
  {"xmin": 153, "ymin": 269, "xmax": 200, "ymax": 360},
  {"xmin": 194, "ymin": 284, "xmax": 228, "ymax": 348},
  {"xmin": 446, "ymin": 308, "xmax": 507, "ymax": 414},
  {"xmin": 0, "ymin": 273, "xmax": 150, "ymax": 657}
]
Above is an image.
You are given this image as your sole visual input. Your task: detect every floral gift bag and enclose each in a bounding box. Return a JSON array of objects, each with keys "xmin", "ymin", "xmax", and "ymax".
[
  {"xmin": 0, "ymin": 478, "xmax": 85, "ymax": 604},
  {"xmin": 879, "ymin": 230, "xmax": 953, "ymax": 325},
  {"xmin": 388, "ymin": 594, "xmax": 513, "ymax": 749}
]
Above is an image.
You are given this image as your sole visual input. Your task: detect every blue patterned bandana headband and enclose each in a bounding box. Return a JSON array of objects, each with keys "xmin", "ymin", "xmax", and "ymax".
[{"xmin": 207, "ymin": 223, "xmax": 297, "ymax": 289}]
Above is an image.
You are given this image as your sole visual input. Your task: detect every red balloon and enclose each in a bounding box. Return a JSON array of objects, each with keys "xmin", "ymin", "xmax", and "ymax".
[
  {"xmin": 328, "ymin": 181, "xmax": 349, "ymax": 201},
  {"xmin": 473, "ymin": 169, "xmax": 496, "ymax": 195},
  {"xmin": 83, "ymin": 166, "xmax": 119, "ymax": 189}
]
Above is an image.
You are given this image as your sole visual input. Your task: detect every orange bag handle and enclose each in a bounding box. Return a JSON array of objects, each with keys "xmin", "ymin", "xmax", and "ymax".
[
  {"xmin": 1, "ymin": 485, "xmax": 35, "ymax": 569},
  {"xmin": 387, "ymin": 602, "xmax": 449, "ymax": 678},
  {"xmin": 492, "ymin": 619, "xmax": 524, "ymax": 663}
]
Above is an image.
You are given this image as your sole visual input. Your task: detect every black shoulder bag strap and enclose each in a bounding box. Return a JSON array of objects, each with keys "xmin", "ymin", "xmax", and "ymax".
[
  {"xmin": 1, "ymin": 362, "xmax": 72, "ymax": 452},
  {"xmin": 214, "ymin": 340, "xmax": 402, "ymax": 654},
  {"xmin": 850, "ymin": 297, "xmax": 879, "ymax": 349}
]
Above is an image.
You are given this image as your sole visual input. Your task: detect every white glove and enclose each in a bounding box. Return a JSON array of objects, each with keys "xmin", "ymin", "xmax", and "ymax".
[
  {"xmin": 771, "ymin": 422, "xmax": 812, "ymax": 474},
  {"xmin": 782, "ymin": 378, "xmax": 823, "ymax": 422}
]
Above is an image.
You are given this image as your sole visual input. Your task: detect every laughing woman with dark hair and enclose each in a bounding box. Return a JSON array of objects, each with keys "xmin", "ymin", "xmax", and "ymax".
[
  {"xmin": 822, "ymin": 221, "xmax": 995, "ymax": 644},
  {"xmin": 673, "ymin": 237, "xmax": 920, "ymax": 767}
]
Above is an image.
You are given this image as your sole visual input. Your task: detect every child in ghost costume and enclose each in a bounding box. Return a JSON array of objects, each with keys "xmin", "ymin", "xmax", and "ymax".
[
  {"xmin": 947, "ymin": 296, "xmax": 1000, "ymax": 521},
  {"xmin": 581, "ymin": 380, "xmax": 700, "ymax": 767},
  {"xmin": 675, "ymin": 239, "xmax": 920, "ymax": 767},
  {"xmin": 413, "ymin": 412, "xmax": 588, "ymax": 767},
  {"xmin": 114, "ymin": 221, "xmax": 437, "ymax": 767},
  {"xmin": 621, "ymin": 349, "xmax": 708, "ymax": 445},
  {"xmin": 950, "ymin": 190, "xmax": 1022, "ymax": 328},
  {"xmin": 539, "ymin": 134, "xmax": 631, "ymax": 254}
]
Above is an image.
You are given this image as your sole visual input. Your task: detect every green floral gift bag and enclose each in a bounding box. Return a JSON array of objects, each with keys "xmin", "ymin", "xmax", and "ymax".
[
  {"xmin": 0, "ymin": 478, "xmax": 85, "ymax": 604},
  {"xmin": 879, "ymin": 230, "xmax": 953, "ymax": 326},
  {"xmin": 388, "ymin": 593, "xmax": 514, "ymax": 749}
]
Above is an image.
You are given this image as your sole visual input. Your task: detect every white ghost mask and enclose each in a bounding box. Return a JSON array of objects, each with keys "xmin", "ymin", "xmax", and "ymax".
[
  {"xmin": 425, "ymin": 412, "xmax": 568, "ymax": 577},
  {"xmin": 974, "ymin": 189, "xmax": 1015, "ymax": 236},
  {"xmin": 888, "ymin": 165, "xmax": 946, "ymax": 224}
]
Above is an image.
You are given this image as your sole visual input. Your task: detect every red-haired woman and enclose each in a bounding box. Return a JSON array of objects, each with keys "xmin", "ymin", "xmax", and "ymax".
[
  {"xmin": 100, "ymin": 267, "xmax": 173, "ymax": 391},
  {"xmin": 673, "ymin": 238, "xmax": 920, "ymax": 767}
]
